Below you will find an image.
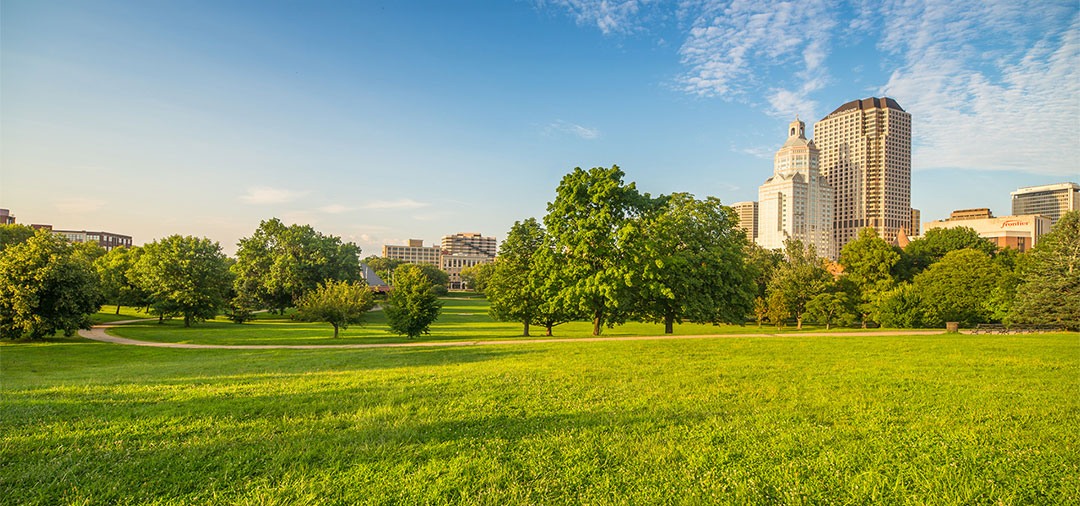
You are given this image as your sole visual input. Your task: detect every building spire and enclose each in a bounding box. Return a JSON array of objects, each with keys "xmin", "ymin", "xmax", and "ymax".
[{"xmin": 789, "ymin": 117, "xmax": 806, "ymax": 139}]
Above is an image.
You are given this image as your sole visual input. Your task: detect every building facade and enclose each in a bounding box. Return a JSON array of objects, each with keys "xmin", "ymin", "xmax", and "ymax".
[
  {"xmin": 923, "ymin": 214, "xmax": 1051, "ymax": 253},
  {"xmin": 756, "ymin": 118, "xmax": 835, "ymax": 259},
  {"xmin": 441, "ymin": 254, "xmax": 493, "ymax": 291},
  {"xmin": 1010, "ymin": 182, "xmax": 1079, "ymax": 225},
  {"xmin": 949, "ymin": 208, "xmax": 994, "ymax": 221},
  {"xmin": 52, "ymin": 230, "xmax": 133, "ymax": 251},
  {"xmin": 730, "ymin": 201, "xmax": 758, "ymax": 242},
  {"xmin": 441, "ymin": 232, "xmax": 497, "ymax": 258},
  {"xmin": 813, "ymin": 97, "xmax": 912, "ymax": 249},
  {"xmin": 382, "ymin": 239, "xmax": 442, "ymax": 266},
  {"xmin": 907, "ymin": 208, "xmax": 921, "ymax": 237},
  {"xmin": 0, "ymin": 209, "xmax": 14, "ymax": 225}
]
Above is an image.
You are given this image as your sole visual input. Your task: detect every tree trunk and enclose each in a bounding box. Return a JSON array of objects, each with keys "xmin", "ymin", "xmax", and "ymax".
[
  {"xmin": 522, "ymin": 320, "xmax": 530, "ymax": 337},
  {"xmin": 592, "ymin": 312, "xmax": 602, "ymax": 336},
  {"xmin": 333, "ymin": 323, "xmax": 339, "ymax": 338},
  {"xmin": 184, "ymin": 314, "xmax": 192, "ymax": 328},
  {"xmin": 826, "ymin": 321, "xmax": 831, "ymax": 330},
  {"xmin": 664, "ymin": 313, "xmax": 674, "ymax": 334},
  {"xmin": 545, "ymin": 323, "xmax": 553, "ymax": 336},
  {"xmin": 158, "ymin": 314, "xmax": 164, "ymax": 324},
  {"xmin": 796, "ymin": 314, "xmax": 803, "ymax": 330},
  {"xmin": 115, "ymin": 303, "xmax": 121, "ymax": 315}
]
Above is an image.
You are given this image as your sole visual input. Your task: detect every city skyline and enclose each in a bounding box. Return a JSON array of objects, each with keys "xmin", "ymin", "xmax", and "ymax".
[{"xmin": 2, "ymin": 1, "xmax": 1077, "ymax": 255}]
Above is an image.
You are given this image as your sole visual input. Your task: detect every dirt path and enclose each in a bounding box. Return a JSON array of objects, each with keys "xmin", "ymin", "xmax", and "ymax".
[{"xmin": 79, "ymin": 323, "xmax": 948, "ymax": 350}]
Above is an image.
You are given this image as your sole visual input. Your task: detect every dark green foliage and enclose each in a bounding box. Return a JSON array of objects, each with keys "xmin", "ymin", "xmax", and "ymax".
[
  {"xmin": 768, "ymin": 240, "xmax": 831, "ymax": 329},
  {"xmin": 544, "ymin": 165, "xmax": 651, "ymax": 335},
  {"xmin": 901, "ymin": 226, "xmax": 998, "ymax": 279},
  {"xmin": 94, "ymin": 246, "xmax": 149, "ymax": 315},
  {"xmin": 0, "ymin": 230, "xmax": 102, "ymax": 339},
  {"xmin": 875, "ymin": 283, "xmax": 925, "ymax": 328},
  {"xmin": 224, "ymin": 293, "xmax": 258, "ymax": 324},
  {"xmin": 840, "ymin": 228, "xmax": 901, "ymax": 326},
  {"xmin": 625, "ymin": 193, "xmax": 754, "ymax": 333},
  {"xmin": 911, "ymin": 249, "xmax": 1004, "ymax": 327},
  {"xmin": 233, "ymin": 218, "xmax": 362, "ymax": 313},
  {"xmin": 295, "ymin": 280, "xmax": 376, "ymax": 338},
  {"xmin": 133, "ymin": 235, "xmax": 232, "ymax": 327},
  {"xmin": 384, "ymin": 265, "xmax": 442, "ymax": 339},
  {"xmin": 1010, "ymin": 210, "xmax": 1080, "ymax": 329},
  {"xmin": 459, "ymin": 262, "xmax": 495, "ymax": 293},
  {"xmin": 415, "ymin": 263, "xmax": 450, "ymax": 295},
  {"xmin": 0, "ymin": 224, "xmax": 35, "ymax": 252},
  {"xmin": 745, "ymin": 243, "xmax": 782, "ymax": 300},
  {"xmin": 805, "ymin": 291, "xmax": 856, "ymax": 330},
  {"xmin": 487, "ymin": 218, "xmax": 550, "ymax": 336}
]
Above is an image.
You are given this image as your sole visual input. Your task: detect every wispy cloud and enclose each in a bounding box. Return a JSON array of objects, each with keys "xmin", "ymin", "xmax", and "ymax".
[
  {"xmin": 540, "ymin": 0, "xmax": 650, "ymax": 35},
  {"xmin": 55, "ymin": 197, "xmax": 106, "ymax": 214},
  {"xmin": 547, "ymin": 120, "xmax": 601, "ymax": 140},
  {"xmin": 240, "ymin": 186, "xmax": 308, "ymax": 204},
  {"xmin": 361, "ymin": 199, "xmax": 431, "ymax": 210}
]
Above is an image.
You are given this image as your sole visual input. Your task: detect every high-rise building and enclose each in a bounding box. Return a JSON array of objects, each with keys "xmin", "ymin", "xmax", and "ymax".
[
  {"xmin": 1010, "ymin": 182, "xmax": 1079, "ymax": 225},
  {"xmin": 441, "ymin": 232, "xmax": 497, "ymax": 258},
  {"xmin": 907, "ymin": 208, "xmax": 921, "ymax": 237},
  {"xmin": 382, "ymin": 239, "xmax": 442, "ymax": 265},
  {"xmin": 756, "ymin": 118, "xmax": 834, "ymax": 259},
  {"xmin": 814, "ymin": 97, "xmax": 912, "ymax": 250},
  {"xmin": 729, "ymin": 201, "xmax": 758, "ymax": 242}
]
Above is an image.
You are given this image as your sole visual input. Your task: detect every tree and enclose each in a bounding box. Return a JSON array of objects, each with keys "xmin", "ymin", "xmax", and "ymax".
[
  {"xmin": 875, "ymin": 283, "xmax": 925, "ymax": 328},
  {"xmin": 752, "ymin": 297, "xmax": 768, "ymax": 328},
  {"xmin": 624, "ymin": 193, "xmax": 754, "ymax": 333},
  {"xmin": 295, "ymin": 280, "xmax": 376, "ymax": 338},
  {"xmin": 768, "ymin": 240, "xmax": 831, "ymax": 330},
  {"xmin": 805, "ymin": 291, "xmax": 855, "ymax": 330},
  {"xmin": 544, "ymin": 165, "xmax": 650, "ymax": 335},
  {"xmin": 384, "ymin": 264, "xmax": 442, "ymax": 339},
  {"xmin": 487, "ymin": 218, "xmax": 549, "ymax": 336},
  {"xmin": 0, "ymin": 224, "xmax": 36, "ymax": 252},
  {"xmin": 233, "ymin": 218, "xmax": 362, "ymax": 314},
  {"xmin": 901, "ymin": 226, "xmax": 998, "ymax": 279},
  {"xmin": 745, "ymin": 243, "xmax": 782, "ymax": 300},
  {"xmin": 0, "ymin": 230, "xmax": 102, "ymax": 339},
  {"xmin": 459, "ymin": 262, "xmax": 495, "ymax": 293},
  {"xmin": 1010, "ymin": 210, "xmax": 1080, "ymax": 329},
  {"xmin": 765, "ymin": 290, "xmax": 788, "ymax": 329},
  {"xmin": 912, "ymin": 249, "xmax": 1004, "ymax": 327},
  {"xmin": 840, "ymin": 228, "xmax": 901, "ymax": 327},
  {"xmin": 94, "ymin": 246, "xmax": 148, "ymax": 315},
  {"xmin": 415, "ymin": 263, "xmax": 450, "ymax": 296},
  {"xmin": 133, "ymin": 235, "xmax": 232, "ymax": 327}
]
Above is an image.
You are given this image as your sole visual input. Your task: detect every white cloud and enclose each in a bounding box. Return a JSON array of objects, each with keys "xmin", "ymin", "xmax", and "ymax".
[
  {"xmin": 361, "ymin": 199, "xmax": 431, "ymax": 210},
  {"xmin": 54, "ymin": 197, "xmax": 106, "ymax": 214},
  {"xmin": 547, "ymin": 120, "xmax": 601, "ymax": 139},
  {"xmin": 876, "ymin": 1, "xmax": 1080, "ymax": 175},
  {"xmin": 542, "ymin": 0, "xmax": 649, "ymax": 35},
  {"xmin": 240, "ymin": 186, "xmax": 308, "ymax": 204}
]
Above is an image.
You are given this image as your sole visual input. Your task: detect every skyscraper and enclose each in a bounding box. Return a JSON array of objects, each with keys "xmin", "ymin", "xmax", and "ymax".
[
  {"xmin": 756, "ymin": 118, "xmax": 834, "ymax": 259},
  {"xmin": 1010, "ymin": 182, "xmax": 1079, "ymax": 225},
  {"xmin": 729, "ymin": 201, "xmax": 758, "ymax": 242},
  {"xmin": 813, "ymin": 97, "xmax": 912, "ymax": 249}
]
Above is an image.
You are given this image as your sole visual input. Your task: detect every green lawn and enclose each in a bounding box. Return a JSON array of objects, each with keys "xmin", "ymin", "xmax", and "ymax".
[
  {"xmin": 2, "ymin": 330, "xmax": 1077, "ymax": 504},
  {"xmin": 107, "ymin": 298, "xmax": 893, "ymax": 346}
]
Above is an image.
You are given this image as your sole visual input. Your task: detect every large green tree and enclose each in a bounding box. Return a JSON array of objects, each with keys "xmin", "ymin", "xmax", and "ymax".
[
  {"xmin": 768, "ymin": 240, "xmax": 831, "ymax": 330},
  {"xmin": 1010, "ymin": 210, "xmax": 1080, "ymax": 329},
  {"xmin": 94, "ymin": 246, "xmax": 148, "ymax": 315},
  {"xmin": 487, "ymin": 218, "xmax": 548, "ymax": 336},
  {"xmin": 295, "ymin": 280, "xmax": 376, "ymax": 338},
  {"xmin": 133, "ymin": 235, "xmax": 232, "ymax": 327},
  {"xmin": 0, "ymin": 224, "xmax": 36, "ymax": 252},
  {"xmin": 544, "ymin": 165, "xmax": 650, "ymax": 335},
  {"xmin": 384, "ymin": 264, "xmax": 442, "ymax": 339},
  {"xmin": 624, "ymin": 193, "xmax": 754, "ymax": 333},
  {"xmin": 901, "ymin": 226, "xmax": 998, "ymax": 279},
  {"xmin": 233, "ymin": 218, "xmax": 362, "ymax": 313},
  {"xmin": 459, "ymin": 262, "xmax": 495, "ymax": 293},
  {"xmin": 839, "ymin": 228, "xmax": 901, "ymax": 326},
  {"xmin": 912, "ymin": 249, "xmax": 1004, "ymax": 327},
  {"xmin": 0, "ymin": 230, "xmax": 102, "ymax": 339}
]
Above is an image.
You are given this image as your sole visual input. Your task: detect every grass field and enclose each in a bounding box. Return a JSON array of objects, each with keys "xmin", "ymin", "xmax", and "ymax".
[
  {"xmin": 3, "ymin": 314, "xmax": 1078, "ymax": 505},
  {"xmin": 105, "ymin": 299, "xmax": 889, "ymax": 347}
]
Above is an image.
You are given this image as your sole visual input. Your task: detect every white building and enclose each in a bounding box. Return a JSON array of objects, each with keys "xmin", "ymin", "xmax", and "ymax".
[
  {"xmin": 1011, "ymin": 182, "xmax": 1079, "ymax": 225},
  {"xmin": 756, "ymin": 118, "xmax": 835, "ymax": 259}
]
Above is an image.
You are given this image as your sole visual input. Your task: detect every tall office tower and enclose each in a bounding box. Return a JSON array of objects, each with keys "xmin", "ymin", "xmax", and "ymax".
[
  {"xmin": 757, "ymin": 118, "xmax": 835, "ymax": 259},
  {"xmin": 908, "ymin": 208, "xmax": 921, "ymax": 237},
  {"xmin": 814, "ymin": 97, "xmax": 911, "ymax": 249},
  {"xmin": 441, "ymin": 232, "xmax": 497, "ymax": 258},
  {"xmin": 729, "ymin": 201, "xmax": 758, "ymax": 242},
  {"xmin": 1010, "ymin": 182, "xmax": 1080, "ymax": 225}
]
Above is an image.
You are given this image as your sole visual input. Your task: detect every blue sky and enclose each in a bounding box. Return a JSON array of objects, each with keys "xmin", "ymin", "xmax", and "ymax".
[{"xmin": 2, "ymin": 0, "xmax": 1077, "ymax": 255}]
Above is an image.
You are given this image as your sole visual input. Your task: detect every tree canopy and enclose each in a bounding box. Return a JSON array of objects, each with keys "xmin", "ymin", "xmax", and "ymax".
[
  {"xmin": 0, "ymin": 230, "xmax": 102, "ymax": 339},
  {"xmin": 94, "ymin": 246, "xmax": 148, "ymax": 315},
  {"xmin": 1010, "ymin": 210, "xmax": 1080, "ymax": 329},
  {"xmin": 384, "ymin": 264, "xmax": 442, "ymax": 339},
  {"xmin": 768, "ymin": 240, "xmax": 831, "ymax": 329},
  {"xmin": 901, "ymin": 226, "xmax": 998, "ymax": 278},
  {"xmin": 295, "ymin": 280, "xmax": 376, "ymax": 338},
  {"xmin": 487, "ymin": 218, "xmax": 552, "ymax": 336},
  {"xmin": 133, "ymin": 235, "xmax": 232, "ymax": 327},
  {"xmin": 840, "ymin": 228, "xmax": 901, "ymax": 326},
  {"xmin": 0, "ymin": 224, "xmax": 36, "ymax": 252},
  {"xmin": 911, "ymin": 249, "xmax": 1004, "ymax": 327}
]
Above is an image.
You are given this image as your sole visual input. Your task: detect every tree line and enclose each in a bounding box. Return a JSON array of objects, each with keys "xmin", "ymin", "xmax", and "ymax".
[
  {"xmin": 468, "ymin": 166, "xmax": 1079, "ymax": 335},
  {"xmin": 0, "ymin": 218, "xmax": 441, "ymax": 340}
]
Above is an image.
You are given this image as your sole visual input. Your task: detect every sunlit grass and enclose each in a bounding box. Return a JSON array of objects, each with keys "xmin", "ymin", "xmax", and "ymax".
[{"xmin": 2, "ymin": 333, "xmax": 1077, "ymax": 504}]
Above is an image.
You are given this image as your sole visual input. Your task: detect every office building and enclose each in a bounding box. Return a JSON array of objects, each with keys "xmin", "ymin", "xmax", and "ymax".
[
  {"xmin": 814, "ymin": 97, "xmax": 912, "ymax": 249},
  {"xmin": 382, "ymin": 239, "xmax": 442, "ymax": 266},
  {"xmin": 52, "ymin": 230, "xmax": 133, "ymax": 251},
  {"xmin": 923, "ymin": 214, "xmax": 1051, "ymax": 253},
  {"xmin": 441, "ymin": 254, "xmax": 493, "ymax": 291},
  {"xmin": 949, "ymin": 208, "xmax": 994, "ymax": 221},
  {"xmin": 907, "ymin": 208, "xmax": 921, "ymax": 237},
  {"xmin": 730, "ymin": 201, "xmax": 758, "ymax": 242},
  {"xmin": 1010, "ymin": 182, "xmax": 1079, "ymax": 225},
  {"xmin": 441, "ymin": 232, "xmax": 497, "ymax": 258},
  {"xmin": 0, "ymin": 209, "xmax": 14, "ymax": 224},
  {"xmin": 756, "ymin": 117, "xmax": 835, "ymax": 259}
]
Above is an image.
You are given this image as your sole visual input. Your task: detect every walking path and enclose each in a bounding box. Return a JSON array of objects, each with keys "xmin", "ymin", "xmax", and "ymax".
[{"xmin": 79, "ymin": 321, "xmax": 948, "ymax": 350}]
